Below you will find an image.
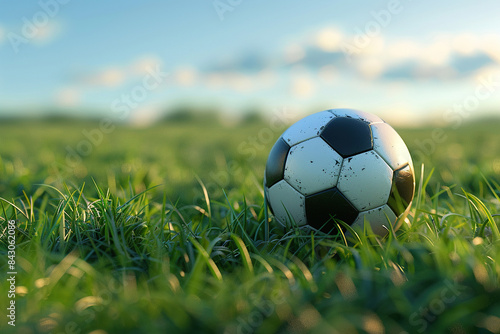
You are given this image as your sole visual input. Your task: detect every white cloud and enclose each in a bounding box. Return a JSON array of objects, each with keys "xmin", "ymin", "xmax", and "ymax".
[
  {"xmin": 356, "ymin": 58, "xmax": 385, "ymax": 79},
  {"xmin": 131, "ymin": 56, "xmax": 164, "ymax": 76},
  {"xmin": 474, "ymin": 64, "xmax": 500, "ymax": 83},
  {"xmin": 56, "ymin": 87, "xmax": 80, "ymax": 107},
  {"xmin": 420, "ymin": 37, "xmax": 452, "ymax": 66},
  {"xmin": 174, "ymin": 67, "xmax": 198, "ymax": 86},
  {"xmin": 385, "ymin": 40, "xmax": 421, "ymax": 63},
  {"xmin": 202, "ymin": 71, "xmax": 258, "ymax": 92},
  {"xmin": 61, "ymin": 55, "xmax": 166, "ymax": 112},
  {"xmin": 285, "ymin": 44, "xmax": 306, "ymax": 63},
  {"xmin": 162, "ymin": 26, "xmax": 500, "ymax": 122},
  {"xmin": 452, "ymin": 33, "xmax": 480, "ymax": 56},
  {"xmin": 30, "ymin": 21, "xmax": 62, "ymax": 45},
  {"xmin": 73, "ymin": 56, "xmax": 163, "ymax": 88},
  {"xmin": 77, "ymin": 67, "xmax": 126, "ymax": 87},
  {"xmin": 315, "ymin": 27, "xmax": 343, "ymax": 52},
  {"xmin": 479, "ymin": 34, "xmax": 500, "ymax": 63},
  {"xmin": 290, "ymin": 73, "xmax": 315, "ymax": 98},
  {"xmin": 340, "ymin": 32, "xmax": 499, "ymax": 80}
]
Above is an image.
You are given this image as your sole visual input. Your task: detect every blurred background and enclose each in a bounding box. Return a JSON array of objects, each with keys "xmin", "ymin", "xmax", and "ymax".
[
  {"xmin": 2, "ymin": 0, "xmax": 500, "ymax": 124},
  {"xmin": 1, "ymin": 0, "xmax": 500, "ymax": 200}
]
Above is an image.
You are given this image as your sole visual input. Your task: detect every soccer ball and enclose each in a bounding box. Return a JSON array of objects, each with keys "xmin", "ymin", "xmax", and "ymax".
[{"xmin": 264, "ymin": 108, "xmax": 414, "ymax": 236}]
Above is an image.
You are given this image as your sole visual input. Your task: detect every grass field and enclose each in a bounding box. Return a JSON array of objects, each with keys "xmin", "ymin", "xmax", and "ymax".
[{"xmin": 1, "ymin": 115, "xmax": 500, "ymax": 333}]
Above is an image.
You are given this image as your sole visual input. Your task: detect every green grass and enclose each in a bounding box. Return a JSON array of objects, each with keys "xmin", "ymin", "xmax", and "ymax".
[{"xmin": 1, "ymin": 116, "xmax": 500, "ymax": 333}]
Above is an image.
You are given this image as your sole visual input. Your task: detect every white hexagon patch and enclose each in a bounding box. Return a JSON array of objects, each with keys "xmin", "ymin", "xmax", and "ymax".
[
  {"xmin": 281, "ymin": 110, "xmax": 335, "ymax": 146},
  {"xmin": 337, "ymin": 150, "xmax": 393, "ymax": 211},
  {"xmin": 371, "ymin": 122, "xmax": 413, "ymax": 170},
  {"xmin": 284, "ymin": 137, "xmax": 343, "ymax": 196},
  {"xmin": 267, "ymin": 180, "xmax": 307, "ymax": 227}
]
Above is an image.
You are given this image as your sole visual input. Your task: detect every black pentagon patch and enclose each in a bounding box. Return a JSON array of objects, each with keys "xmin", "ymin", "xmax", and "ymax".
[
  {"xmin": 388, "ymin": 164, "xmax": 415, "ymax": 217},
  {"xmin": 305, "ymin": 187, "xmax": 359, "ymax": 234},
  {"xmin": 320, "ymin": 117, "xmax": 373, "ymax": 158},
  {"xmin": 265, "ymin": 138, "xmax": 290, "ymax": 188}
]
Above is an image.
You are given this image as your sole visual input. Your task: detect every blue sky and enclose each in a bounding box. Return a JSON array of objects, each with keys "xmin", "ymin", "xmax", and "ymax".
[{"xmin": 1, "ymin": 0, "xmax": 500, "ymax": 125}]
